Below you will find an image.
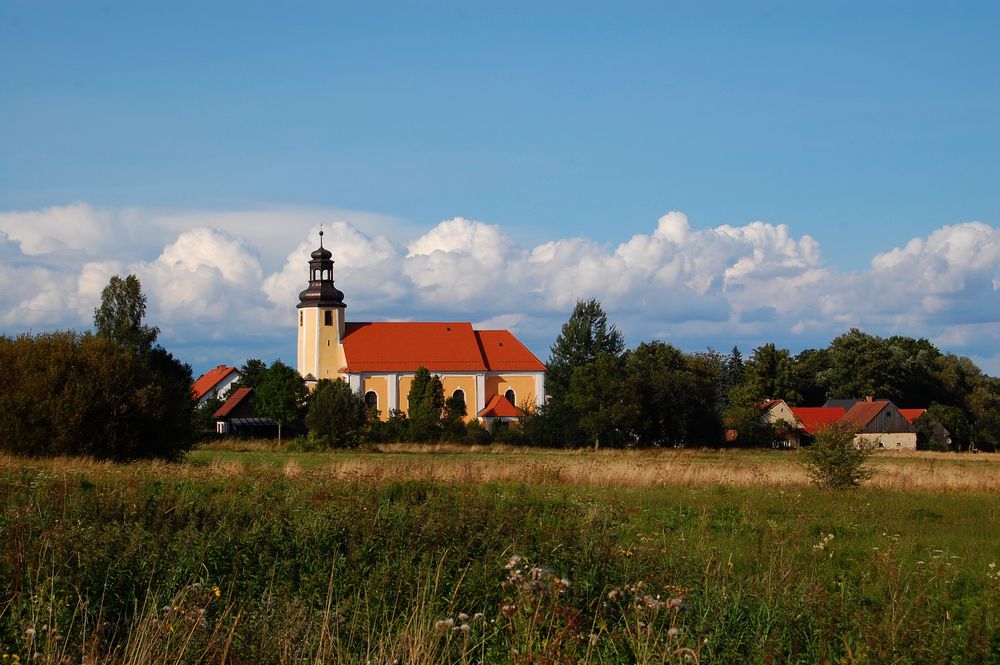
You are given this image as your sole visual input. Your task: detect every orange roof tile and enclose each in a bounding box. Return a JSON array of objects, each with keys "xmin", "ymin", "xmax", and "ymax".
[
  {"xmin": 474, "ymin": 330, "xmax": 545, "ymax": 371},
  {"xmin": 342, "ymin": 322, "xmax": 487, "ymax": 372},
  {"xmin": 789, "ymin": 406, "xmax": 845, "ymax": 434},
  {"xmin": 192, "ymin": 364, "xmax": 238, "ymax": 401},
  {"xmin": 478, "ymin": 393, "xmax": 526, "ymax": 418},
  {"xmin": 899, "ymin": 408, "xmax": 926, "ymax": 423},
  {"xmin": 213, "ymin": 387, "xmax": 254, "ymax": 419}
]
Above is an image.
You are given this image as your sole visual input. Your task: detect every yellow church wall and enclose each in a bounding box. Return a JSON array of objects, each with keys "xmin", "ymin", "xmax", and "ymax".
[
  {"xmin": 485, "ymin": 374, "xmax": 537, "ymax": 408},
  {"xmin": 362, "ymin": 376, "xmax": 389, "ymax": 420},
  {"xmin": 441, "ymin": 376, "xmax": 477, "ymax": 421},
  {"xmin": 397, "ymin": 375, "xmax": 413, "ymax": 413},
  {"xmin": 298, "ymin": 307, "xmax": 346, "ymax": 383}
]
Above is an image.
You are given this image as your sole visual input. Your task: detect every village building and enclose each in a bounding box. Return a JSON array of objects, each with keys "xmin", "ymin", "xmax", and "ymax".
[
  {"xmin": 295, "ymin": 231, "xmax": 545, "ymax": 422},
  {"xmin": 212, "ymin": 387, "xmax": 277, "ymax": 437},
  {"xmin": 191, "ymin": 364, "xmax": 240, "ymax": 406},
  {"xmin": 761, "ymin": 397, "xmax": 919, "ymax": 450}
]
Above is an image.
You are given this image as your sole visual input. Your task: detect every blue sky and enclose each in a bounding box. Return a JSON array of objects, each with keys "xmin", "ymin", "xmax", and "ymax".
[{"xmin": 1, "ymin": 1, "xmax": 998, "ymax": 376}]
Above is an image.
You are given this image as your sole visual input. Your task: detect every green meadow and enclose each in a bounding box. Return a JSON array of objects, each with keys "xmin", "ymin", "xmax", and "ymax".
[{"xmin": 1, "ymin": 447, "xmax": 998, "ymax": 664}]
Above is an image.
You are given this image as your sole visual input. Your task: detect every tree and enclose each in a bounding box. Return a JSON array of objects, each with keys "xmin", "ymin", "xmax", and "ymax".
[
  {"xmin": 254, "ymin": 360, "xmax": 308, "ymax": 442},
  {"xmin": 626, "ymin": 342, "xmax": 720, "ymax": 447},
  {"xmin": 442, "ymin": 393, "xmax": 468, "ymax": 441},
  {"xmin": 93, "ymin": 274, "xmax": 159, "ymax": 354},
  {"xmin": 743, "ymin": 343, "xmax": 801, "ymax": 404},
  {"xmin": 568, "ymin": 352, "xmax": 635, "ymax": 450},
  {"xmin": 306, "ymin": 379, "xmax": 366, "ymax": 448},
  {"xmin": 800, "ymin": 423, "xmax": 876, "ymax": 489},
  {"xmin": 407, "ymin": 367, "xmax": 445, "ymax": 441},
  {"xmin": 232, "ymin": 358, "xmax": 267, "ymax": 390},
  {"xmin": 547, "ymin": 299, "xmax": 625, "ymax": 399}
]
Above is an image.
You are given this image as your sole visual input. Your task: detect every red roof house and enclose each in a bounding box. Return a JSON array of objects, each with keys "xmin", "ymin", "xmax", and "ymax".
[{"xmin": 192, "ymin": 365, "xmax": 240, "ymax": 405}]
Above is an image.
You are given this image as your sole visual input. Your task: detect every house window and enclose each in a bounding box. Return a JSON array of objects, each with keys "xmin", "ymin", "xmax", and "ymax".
[
  {"xmin": 324, "ymin": 310, "xmax": 333, "ymax": 326},
  {"xmin": 364, "ymin": 391, "xmax": 378, "ymax": 410},
  {"xmin": 504, "ymin": 389, "xmax": 516, "ymax": 406}
]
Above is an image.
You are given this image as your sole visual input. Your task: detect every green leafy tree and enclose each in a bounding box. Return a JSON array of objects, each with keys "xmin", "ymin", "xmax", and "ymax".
[
  {"xmin": 800, "ymin": 423, "xmax": 876, "ymax": 489},
  {"xmin": 93, "ymin": 274, "xmax": 159, "ymax": 354},
  {"xmin": 627, "ymin": 342, "xmax": 721, "ymax": 447},
  {"xmin": 442, "ymin": 393, "xmax": 468, "ymax": 441},
  {"xmin": 305, "ymin": 378, "xmax": 366, "ymax": 448},
  {"xmin": 547, "ymin": 298, "xmax": 625, "ymax": 399},
  {"xmin": 407, "ymin": 367, "xmax": 445, "ymax": 441},
  {"xmin": 823, "ymin": 329, "xmax": 901, "ymax": 400},
  {"xmin": 254, "ymin": 360, "xmax": 308, "ymax": 442},
  {"xmin": 568, "ymin": 352, "xmax": 635, "ymax": 450},
  {"xmin": 232, "ymin": 358, "xmax": 267, "ymax": 390},
  {"xmin": 743, "ymin": 343, "xmax": 802, "ymax": 404}
]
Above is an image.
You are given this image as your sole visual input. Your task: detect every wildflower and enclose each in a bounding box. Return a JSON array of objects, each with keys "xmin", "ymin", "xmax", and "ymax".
[
  {"xmin": 500, "ymin": 603, "xmax": 517, "ymax": 617},
  {"xmin": 212, "ymin": 586, "xmax": 221, "ymax": 598},
  {"xmin": 24, "ymin": 628, "xmax": 35, "ymax": 638},
  {"xmin": 473, "ymin": 613, "xmax": 484, "ymax": 621},
  {"xmin": 435, "ymin": 618, "xmax": 455, "ymax": 630},
  {"xmin": 667, "ymin": 627, "xmax": 680, "ymax": 637},
  {"xmin": 505, "ymin": 554, "xmax": 523, "ymax": 570},
  {"xmin": 460, "ymin": 623, "xmax": 471, "ymax": 633},
  {"xmin": 458, "ymin": 613, "xmax": 469, "ymax": 622}
]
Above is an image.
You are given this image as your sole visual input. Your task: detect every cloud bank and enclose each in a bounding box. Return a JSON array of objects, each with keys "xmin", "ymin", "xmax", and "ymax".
[{"xmin": 0, "ymin": 203, "xmax": 997, "ymax": 374}]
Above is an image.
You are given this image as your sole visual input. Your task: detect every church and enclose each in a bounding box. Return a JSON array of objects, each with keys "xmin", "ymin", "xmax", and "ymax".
[{"xmin": 296, "ymin": 231, "xmax": 545, "ymax": 422}]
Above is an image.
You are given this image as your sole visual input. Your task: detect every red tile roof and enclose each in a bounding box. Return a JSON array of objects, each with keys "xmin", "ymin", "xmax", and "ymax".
[
  {"xmin": 899, "ymin": 408, "xmax": 927, "ymax": 423},
  {"xmin": 840, "ymin": 400, "xmax": 891, "ymax": 429},
  {"xmin": 213, "ymin": 387, "xmax": 253, "ymax": 419},
  {"xmin": 474, "ymin": 330, "xmax": 545, "ymax": 371},
  {"xmin": 341, "ymin": 322, "xmax": 545, "ymax": 373},
  {"xmin": 192, "ymin": 365, "xmax": 238, "ymax": 401},
  {"xmin": 789, "ymin": 406, "xmax": 845, "ymax": 434},
  {"xmin": 478, "ymin": 393, "xmax": 526, "ymax": 418}
]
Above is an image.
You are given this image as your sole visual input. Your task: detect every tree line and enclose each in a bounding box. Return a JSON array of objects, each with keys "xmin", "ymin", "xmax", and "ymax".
[{"xmin": 2, "ymin": 276, "xmax": 997, "ymax": 459}]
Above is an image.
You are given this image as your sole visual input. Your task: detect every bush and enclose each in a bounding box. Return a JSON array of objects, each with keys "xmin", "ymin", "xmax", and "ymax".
[
  {"xmin": 800, "ymin": 423, "xmax": 876, "ymax": 489},
  {"xmin": 305, "ymin": 378, "xmax": 366, "ymax": 448}
]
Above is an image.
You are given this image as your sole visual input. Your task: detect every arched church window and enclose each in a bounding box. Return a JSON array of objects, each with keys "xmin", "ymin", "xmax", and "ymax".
[
  {"xmin": 504, "ymin": 389, "xmax": 516, "ymax": 406},
  {"xmin": 452, "ymin": 389, "xmax": 465, "ymax": 405},
  {"xmin": 364, "ymin": 391, "xmax": 378, "ymax": 410}
]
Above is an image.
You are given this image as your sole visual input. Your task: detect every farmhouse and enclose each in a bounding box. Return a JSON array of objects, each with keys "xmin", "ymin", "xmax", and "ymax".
[
  {"xmin": 295, "ymin": 231, "xmax": 545, "ymax": 422},
  {"xmin": 212, "ymin": 387, "xmax": 277, "ymax": 437},
  {"xmin": 761, "ymin": 397, "xmax": 919, "ymax": 450},
  {"xmin": 192, "ymin": 364, "xmax": 240, "ymax": 406}
]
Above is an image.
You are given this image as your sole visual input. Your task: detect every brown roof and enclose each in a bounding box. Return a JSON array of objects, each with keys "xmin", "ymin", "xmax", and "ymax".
[
  {"xmin": 478, "ymin": 393, "xmax": 526, "ymax": 418},
  {"xmin": 899, "ymin": 408, "xmax": 927, "ymax": 423},
  {"xmin": 213, "ymin": 387, "xmax": 254, "ymax": 418},
  {"xmin": 341, "ymin": 322, "xmax": 545, "ymax": 373},
  {"xmin": 840, "ymin": 400, "xmax": 892, "ymax": 429},
  {"xmin": 192, "ymin": 364, "xmax": 238, "ymax": 401}
]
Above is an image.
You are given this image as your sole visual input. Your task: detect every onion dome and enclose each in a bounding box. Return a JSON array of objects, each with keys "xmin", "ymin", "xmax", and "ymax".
[{"xmin": 297, "ymin": 229, "xmax": 346, "ymax": 309}]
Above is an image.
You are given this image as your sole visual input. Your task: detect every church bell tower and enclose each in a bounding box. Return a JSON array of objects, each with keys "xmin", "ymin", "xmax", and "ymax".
[{"xmin": 297, "ymin": 229, "xmax": 347, "ymax": 386}]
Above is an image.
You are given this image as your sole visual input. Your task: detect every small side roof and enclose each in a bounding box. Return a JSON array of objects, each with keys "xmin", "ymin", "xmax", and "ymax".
[
  {"xmin": 213, "ymin": 387, "xmax": 254, "ymax": 419},
  {"xmin": 478, "ymin": 393, "xmax": 526, "ymax": 419},
  {"xmin": 474, "ymin": 330, "xmax": 545, "ymax": 371},
  {"xmin": 840, "ymin": 400, "xmax": 893, "ymax": 429},
  {"xmin": 899, "ymin": 408, "xmax": 927, "ymax": 423},
  {"xmin": 192, "ymin": 364, "xmax": 239, "ymax": 401}
]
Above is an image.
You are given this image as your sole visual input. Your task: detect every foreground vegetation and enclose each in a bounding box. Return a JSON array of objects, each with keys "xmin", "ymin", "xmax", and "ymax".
[{"xmin": 2, "ymin": 447, "xmax": 998, "ymax": 663}]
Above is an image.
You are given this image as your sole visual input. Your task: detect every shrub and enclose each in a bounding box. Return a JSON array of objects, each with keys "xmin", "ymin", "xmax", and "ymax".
[{"xmin": 800, "ymin": 423, "xmax": 876, "ymax": 489}]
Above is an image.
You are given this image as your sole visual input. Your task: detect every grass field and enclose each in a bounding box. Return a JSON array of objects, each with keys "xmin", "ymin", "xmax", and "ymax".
[{"xmin": 1, "ymin": 445, "xmax": 999, "ymax": 663}]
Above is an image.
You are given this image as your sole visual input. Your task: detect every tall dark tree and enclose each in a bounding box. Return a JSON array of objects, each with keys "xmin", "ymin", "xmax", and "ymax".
[
  {"xmin": 254, "ymin": 360, "xmax": 308, "ymax": 442},
  {"xmin": 743, "ymin": 343, "xmax": 802, "ymax": 404},
  {"xmin": 306, "ymin": 378, "xmax": 366, "ymax": 448},
  {"xmin": 568, "ymin": 352, "xmax": 634, "ymax": 450},
  {"xmin": 407, "ymin": 367, "xmax": 445, "ymax": 441},
  {"xmin": 93, "ymin": 274, "xmax": 159, "ymax": 353},
  {"xmin": 546, "ymin": 299, "xmax": 625, "ymax": 399},
  {"xmin": 232, "ymin": 358, "xmax": 267, "ymax": 390}
]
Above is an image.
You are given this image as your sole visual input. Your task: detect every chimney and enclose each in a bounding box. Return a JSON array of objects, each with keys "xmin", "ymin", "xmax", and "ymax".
[{"xmin": 865, "ymin": 395, "xmax": 873, "ymax": 402}]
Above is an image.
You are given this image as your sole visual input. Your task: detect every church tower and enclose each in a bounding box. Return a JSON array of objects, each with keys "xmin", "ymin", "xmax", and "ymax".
[{"xmin": 296, "ymin": 230, "xmax": 347, "ymax": 386}]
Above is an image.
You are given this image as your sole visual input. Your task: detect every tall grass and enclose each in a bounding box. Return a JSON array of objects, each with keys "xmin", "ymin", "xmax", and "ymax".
[{"xmin": 1, "ymin": 452, "xmax": 998, "ymax": 663}]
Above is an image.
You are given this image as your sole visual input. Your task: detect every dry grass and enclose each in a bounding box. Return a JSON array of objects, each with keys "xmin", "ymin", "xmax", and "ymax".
[{"xmin": 5, "ymin": 445, "xmax": 999, "ymax": 492}]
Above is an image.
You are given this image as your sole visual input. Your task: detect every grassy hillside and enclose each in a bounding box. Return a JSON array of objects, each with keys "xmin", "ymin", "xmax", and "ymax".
[{"xmin": 1, "ymin": 448, "xmax": 998, "ymax": 663}]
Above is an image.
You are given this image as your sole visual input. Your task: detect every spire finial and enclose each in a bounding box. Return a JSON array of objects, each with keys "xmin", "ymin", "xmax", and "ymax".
[{"xmin": 319, "ymin": 223, "xmax": 324, "ymax": 247}]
